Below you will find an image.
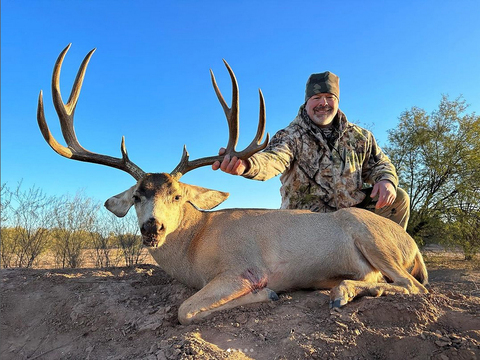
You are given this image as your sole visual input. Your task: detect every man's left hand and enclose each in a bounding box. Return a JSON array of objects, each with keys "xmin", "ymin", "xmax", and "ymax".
[{"xmin": 371, "ymin": 180, "xmax": 397, "ymax": 209}]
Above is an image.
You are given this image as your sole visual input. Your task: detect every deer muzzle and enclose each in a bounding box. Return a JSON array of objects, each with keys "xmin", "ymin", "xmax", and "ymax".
[{"xmin": 141, "ymin": 217, "xmax": 165, "ymax": 247}]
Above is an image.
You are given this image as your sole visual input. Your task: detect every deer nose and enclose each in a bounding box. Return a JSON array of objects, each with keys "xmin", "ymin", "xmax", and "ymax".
[{"xmin": 141, "ymin": 218, "xmax": 164, "ymax": 235}]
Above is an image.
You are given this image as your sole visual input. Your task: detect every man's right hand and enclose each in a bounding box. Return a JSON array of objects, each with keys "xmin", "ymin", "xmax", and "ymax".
[{"xmin": 212, "ymin": 148, "xmax": 248, "ymax": 175}]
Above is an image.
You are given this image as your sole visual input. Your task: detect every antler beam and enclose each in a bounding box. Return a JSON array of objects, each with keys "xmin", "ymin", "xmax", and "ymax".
[{"xmin": 170, "ymin": 60, "xmax": 269, "ymax": 179}]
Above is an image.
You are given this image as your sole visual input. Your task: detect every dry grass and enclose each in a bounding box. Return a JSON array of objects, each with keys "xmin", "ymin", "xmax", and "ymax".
[
  {"xmin": 422, "ymin": 244, "xmax": 480, "ymax": 271},
  {"xmin": 8, "ymin": 248, "xmax": 158, "ymax": 269},
  {"xmin": 6, "ymin": 244, "xmax": 477, "ymax": 273}
]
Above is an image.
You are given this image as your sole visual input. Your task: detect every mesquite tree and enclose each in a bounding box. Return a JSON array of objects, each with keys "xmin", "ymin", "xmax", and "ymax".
[{"xmin": 386, "ymin": 95, "xmax": 480, "ymax": 258}]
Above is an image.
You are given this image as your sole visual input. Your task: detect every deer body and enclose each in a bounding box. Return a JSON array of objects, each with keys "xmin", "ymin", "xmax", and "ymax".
[
  {"xmin": 38, "ymin": 45, "xmax": 428, "ymax": 325},
  {"xmin": 154, "ymin": 207, "xmax": 359, "ymax": 289},
  {"xmin": 105, "ymin": 173, "xmax": 428, "ymax": 324},
  {"xmin": 152, "ymin": 208, "xmax": 365, "ymax": 287}
]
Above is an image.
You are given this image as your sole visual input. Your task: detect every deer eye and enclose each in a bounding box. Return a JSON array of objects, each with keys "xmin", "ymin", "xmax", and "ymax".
[
  {"xmin": 133, "ymin": 194, "xmax": 141, "ymax": 203},
  {"xmin": 174, "ymin": 195, "xmax": 182, "ymax": 202}
]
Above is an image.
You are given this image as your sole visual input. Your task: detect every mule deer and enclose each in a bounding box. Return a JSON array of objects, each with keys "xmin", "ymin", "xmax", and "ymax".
[{"xmin": 37, "ymin": 45, "xmax": 428, "ymax": 325}]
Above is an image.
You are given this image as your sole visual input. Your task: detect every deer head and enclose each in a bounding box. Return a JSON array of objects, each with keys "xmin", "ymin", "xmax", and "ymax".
[{"xmin": 37, "ymin": 44, "xmax": 269, "ymax": 247}]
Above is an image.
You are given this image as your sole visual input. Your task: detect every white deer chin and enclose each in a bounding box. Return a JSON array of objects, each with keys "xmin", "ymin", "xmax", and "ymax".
[{"xmin": 142, "ymin": 235, "xmax": 165, "ymax": 248}]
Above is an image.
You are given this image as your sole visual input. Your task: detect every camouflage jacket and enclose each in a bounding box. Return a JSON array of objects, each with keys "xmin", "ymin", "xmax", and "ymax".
[{"xmin": 243, "ymin": 106, "xmax": 398, "ymax": 212}]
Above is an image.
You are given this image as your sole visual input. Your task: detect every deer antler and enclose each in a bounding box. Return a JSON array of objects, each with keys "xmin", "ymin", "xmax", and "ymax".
[
  {"xmin": 170, "ymin": 60, "xmax": 269, "ymax": 179},
  {"xmin": 37, "ymin": 44, "xmax": 146, "ymax": 180}
]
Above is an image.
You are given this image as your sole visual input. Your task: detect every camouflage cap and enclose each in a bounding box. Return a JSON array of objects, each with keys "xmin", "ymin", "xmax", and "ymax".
[{"xmin": 305, "ymin": 71, "xmax": 340, "ymax": 102}]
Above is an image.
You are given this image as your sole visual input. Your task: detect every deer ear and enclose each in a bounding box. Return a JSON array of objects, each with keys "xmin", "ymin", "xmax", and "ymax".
[
  {"xmin": 182, "ymin": 183, "xmax": 229, "ymax": 210},
  {"xmin": 104, "ymin": 185, "xmax": 136, "ymax": 217}
]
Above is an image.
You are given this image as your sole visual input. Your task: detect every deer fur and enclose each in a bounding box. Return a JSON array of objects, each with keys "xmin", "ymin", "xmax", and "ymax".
[{"xmin": 105, "ymin": 173, "xmax": 428, "ymax": 325}]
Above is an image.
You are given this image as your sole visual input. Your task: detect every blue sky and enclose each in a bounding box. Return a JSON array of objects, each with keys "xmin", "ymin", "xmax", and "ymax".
[{"xmin": 2, "ymin": 0, "xmax": 480, "ymax": 210}]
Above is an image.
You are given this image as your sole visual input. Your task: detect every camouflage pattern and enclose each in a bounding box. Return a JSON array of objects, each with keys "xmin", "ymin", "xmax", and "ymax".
[
  {"xmin": 305, "ymin": 71, "xmax": 340, "ymax": 101},
  {"xmin": 243, "ymin": 106, "xmax": 398, "ymax": 212}
]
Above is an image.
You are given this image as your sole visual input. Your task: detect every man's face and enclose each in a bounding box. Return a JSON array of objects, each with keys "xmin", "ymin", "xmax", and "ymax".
[{"xmin": 305, "ymin": 93, "xmax": 339, "ymax": 127}]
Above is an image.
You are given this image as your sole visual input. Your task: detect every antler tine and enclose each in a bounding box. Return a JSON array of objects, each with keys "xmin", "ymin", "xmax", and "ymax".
[
  {"xmin": 37, "ymin": 44, "xmax": 146, "ymax": 181},
  {"xmin": 210, "ymin": 59, "xmax": 239, "ymax": 153},
  {"xmin": 52, "ymin": 43, "xmax": 94, "ymax": 152},
  {"xmin": 238, "ymin": 89, "xmax": 269, "ymax": 158},
  {"xmin": 170, "ymin": 61, "xmax": 269, "ymax": 180}
]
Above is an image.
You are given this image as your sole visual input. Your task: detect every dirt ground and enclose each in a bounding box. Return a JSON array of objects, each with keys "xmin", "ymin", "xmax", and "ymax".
[{"xmin": 1, "ymin": 248, "xmax": 479, "ymax": 360}]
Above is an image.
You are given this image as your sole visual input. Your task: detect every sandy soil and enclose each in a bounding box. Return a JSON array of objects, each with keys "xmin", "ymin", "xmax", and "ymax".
[{"xmin": 1, "ymin": 251, "xmax": 479, "ymax": 360}]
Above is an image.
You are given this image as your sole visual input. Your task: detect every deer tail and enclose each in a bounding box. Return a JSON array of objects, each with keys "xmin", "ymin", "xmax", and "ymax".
[{"xmin": 411, "ymin": 249, "xmax": 428, "ymax": 286}]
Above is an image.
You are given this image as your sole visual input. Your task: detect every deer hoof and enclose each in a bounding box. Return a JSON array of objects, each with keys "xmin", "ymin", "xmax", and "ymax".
[
  {"xmin": 267, "ymin": 289, "xmax": 279, "ymax": 301},
  {"xmin": 329, "ymin": 298, "xmax": 347, "ymax": 309}
]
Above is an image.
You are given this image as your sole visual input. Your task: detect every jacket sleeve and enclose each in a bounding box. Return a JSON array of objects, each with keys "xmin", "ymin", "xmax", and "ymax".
[
  {"xmin": 362, "ymin": 133, "xmax": 399, "ymax": 188},
  {"xmin": 242, "ymin": 128, "xmax": 296, "ymax": 181}
]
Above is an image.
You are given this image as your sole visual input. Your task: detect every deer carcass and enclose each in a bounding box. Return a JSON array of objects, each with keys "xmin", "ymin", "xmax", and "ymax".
[{"xmin": 37, "ymin": 45, "xmax": 428, "ymax": 325}]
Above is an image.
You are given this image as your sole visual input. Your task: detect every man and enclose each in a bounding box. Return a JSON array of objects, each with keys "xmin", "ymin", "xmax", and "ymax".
[{"xmin": 212, "ymin": 71, "xmax": 410, "ymax": 230}]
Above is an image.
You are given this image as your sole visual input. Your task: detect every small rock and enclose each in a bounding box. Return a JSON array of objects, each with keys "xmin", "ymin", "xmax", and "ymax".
[
  {"xmin": 149, "ymin": 343, "xmax": 158, "ymax": 353},
  {"xmin": 168, "ymin": 349, "xmax": 182, "ymax": 359},
  {"xmin": 159, "ymin": 340, "xmax": 170, "ymax": 348},
  {"xmin": 449, "ymin": 334, "xmax": 462, "ymax": 343},
  {"xmin": 236, "ymin": 313, "xmax": 248, "ymax": 324},
  {"xmin": 435, "ymin": 340, "xmax": 451, "ymax": 347},
  {"xmin": 156, "ymin": 350, "xmax": 167, "ymax": 360}
]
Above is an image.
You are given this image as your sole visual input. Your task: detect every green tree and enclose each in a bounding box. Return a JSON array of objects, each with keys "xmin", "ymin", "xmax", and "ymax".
[
  {"xmin": 386, "ymin": 95, "xmax": 480, "ymax": 258},
  {"xmin": 443, "ymin": 191, "xmax": 480, "ymax": 260}
]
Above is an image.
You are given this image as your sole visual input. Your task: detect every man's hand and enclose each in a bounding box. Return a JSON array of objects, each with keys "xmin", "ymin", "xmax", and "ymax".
[
  {"xmin": 371, "ymin": 180, "xmax": 397, "ymax": 209},
  {"xmin": 212, "ymin": 148, "xmax": 248, "ymax": 175}
]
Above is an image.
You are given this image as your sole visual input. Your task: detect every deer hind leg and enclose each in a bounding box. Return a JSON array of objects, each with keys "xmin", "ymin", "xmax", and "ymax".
[
  {"xmin": 329, "ymin": 279, "xmax": 411, "ymax": 308},
  {"xmin": 178, "ymin": 271, "xmax": 278, "ymax": 325},
  {"xmin": 330, "ymin": 239, "xmax": 428, "ymax": 308}
]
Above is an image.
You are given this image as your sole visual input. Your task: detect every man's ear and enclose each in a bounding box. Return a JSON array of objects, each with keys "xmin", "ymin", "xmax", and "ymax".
[
  {"xmin": 182, "ymin": 183, "xmax": 229, "ymax": 210},
  {"xmin": 104, "ymin": 185, "xmax": 136, "ymax": 217}
]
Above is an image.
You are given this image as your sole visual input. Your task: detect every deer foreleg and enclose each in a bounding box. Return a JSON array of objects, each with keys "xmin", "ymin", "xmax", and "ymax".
[{"xmin": 178, "ymin": 273, "xmax": 278, "ymax": 325}]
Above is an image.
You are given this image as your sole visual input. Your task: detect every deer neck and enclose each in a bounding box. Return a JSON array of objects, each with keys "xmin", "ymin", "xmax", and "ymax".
[{"xmin": 147, "ymin": 202, "xmax": 210, "ymax": 288}]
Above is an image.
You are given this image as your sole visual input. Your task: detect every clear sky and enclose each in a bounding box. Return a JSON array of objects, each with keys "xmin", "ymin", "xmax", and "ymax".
[{"xmin": 2, "ymin": 0, "xmax": 480, "ymax": 210}]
